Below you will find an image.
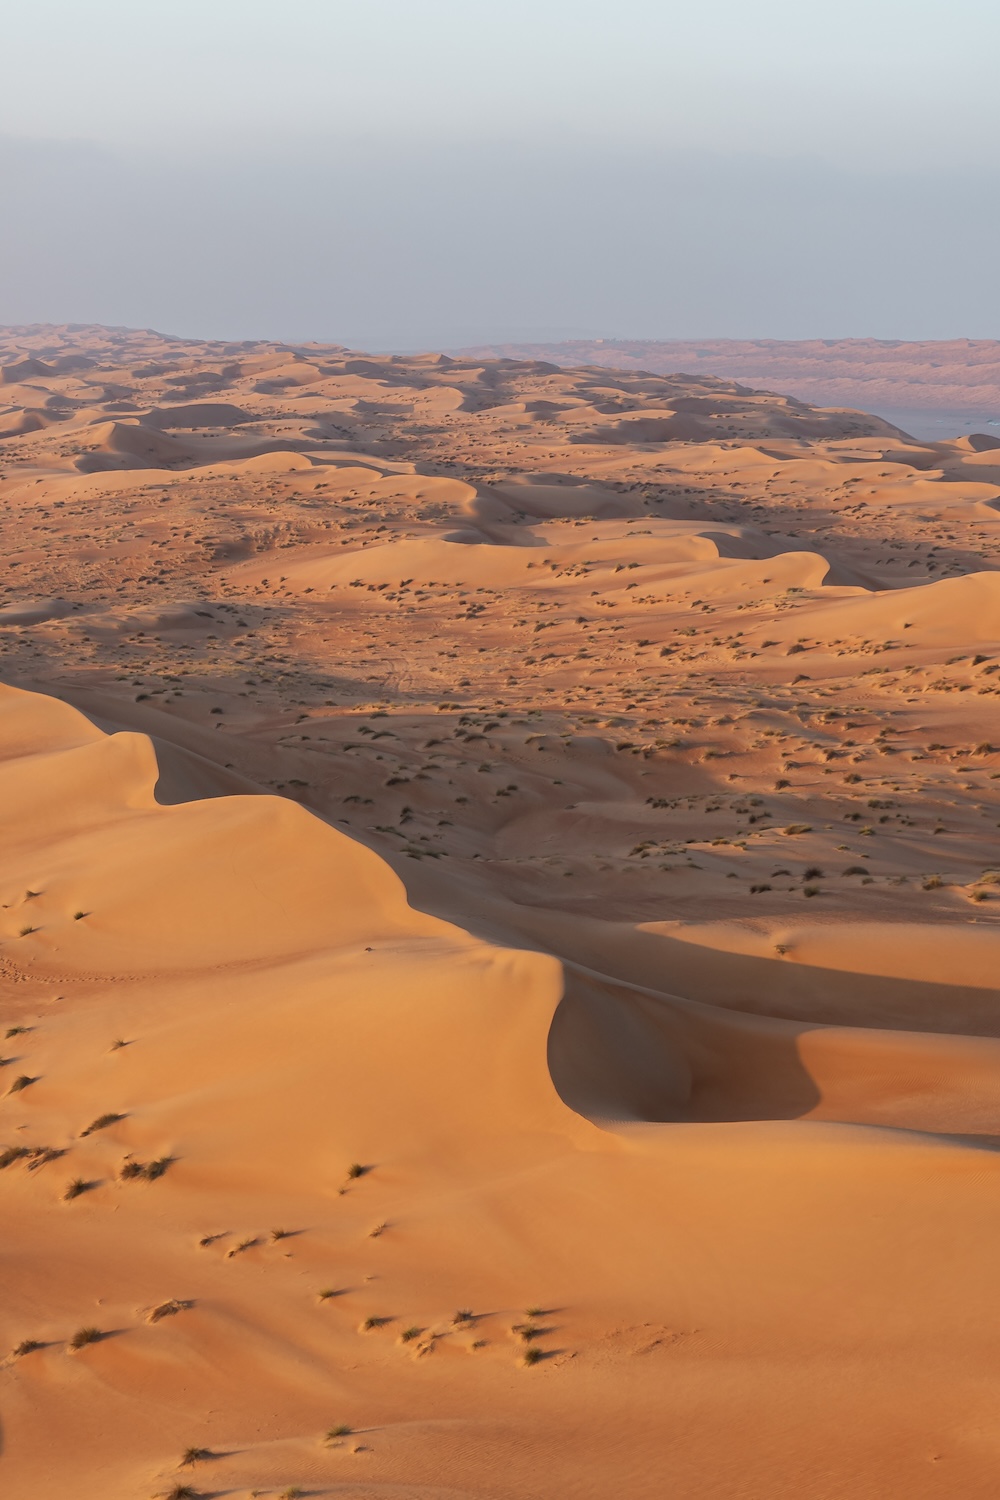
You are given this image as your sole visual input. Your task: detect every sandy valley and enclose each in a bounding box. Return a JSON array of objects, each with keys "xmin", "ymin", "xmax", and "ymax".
[{"xmin": 3, "ymin": 324, "xmax": 1000, "ymax": 1498}]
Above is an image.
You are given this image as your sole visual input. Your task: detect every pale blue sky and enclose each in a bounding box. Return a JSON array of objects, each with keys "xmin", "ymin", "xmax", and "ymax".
[
  {"xmin": 4, "ymin": 0, "xmax": 997, "ymax": 166},
  {"xmin": 1, "ymin": 2, "xmax": 997, "ymax": 343}
]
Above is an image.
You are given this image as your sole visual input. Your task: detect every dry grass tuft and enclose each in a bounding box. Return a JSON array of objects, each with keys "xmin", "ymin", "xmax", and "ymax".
[
  {"xmin": 69, "ymin": 1326, "xmax": 103, "ymax": 1350},
  {"xmin": 119, "ymin": 1154, "xmax": 173, "ymax": 1182},
  {"xmin": 148, "ymin": 1299, "xmax": 191, "ymax": 1324},
  {"xmin": 26, "ymin": 1146, "xmax": 65, "ymax": 1171},
  {"xmin": 180, "ymin": 1446, "xmax": 213, "ymax": 1465},
  {"xmin": 80, "ymin": 1112, "xmax": 125, "ymax": 1137},
  {"xmin": 227, "ymin": 1236, "xmax": 259, "ymax": 1258}
]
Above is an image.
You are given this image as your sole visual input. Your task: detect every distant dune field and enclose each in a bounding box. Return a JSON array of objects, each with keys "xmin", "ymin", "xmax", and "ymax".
[{"xmin": 456, "ymin": 337, "xmax": 1000, "ymax": 439}]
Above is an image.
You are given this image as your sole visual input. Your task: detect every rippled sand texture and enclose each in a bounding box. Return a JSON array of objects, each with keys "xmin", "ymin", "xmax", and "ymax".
[{"xmin": 3, "ymin": 325, "xmax": 1000, "ymax": 1499}]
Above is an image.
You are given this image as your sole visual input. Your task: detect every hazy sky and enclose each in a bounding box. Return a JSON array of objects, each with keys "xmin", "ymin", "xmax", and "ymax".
[{"xmin": 1, "ymin": 0, "xmax": 997, "ymax": 346}]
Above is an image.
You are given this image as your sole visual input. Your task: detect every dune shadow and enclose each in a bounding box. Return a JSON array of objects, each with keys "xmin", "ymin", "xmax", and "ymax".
[
  {"xmin": 548, "ymin": 965, "xmax": 1000, "ymax": 1137},
  {"xmin": 549, "ymin": 969, "xmax": 822, "ymax": 1125}
]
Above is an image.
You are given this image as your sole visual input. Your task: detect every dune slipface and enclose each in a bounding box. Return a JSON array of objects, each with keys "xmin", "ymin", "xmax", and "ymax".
[{"xmin": 3, "ymin": 327, "xmax": 1000, "ymax": 1499}]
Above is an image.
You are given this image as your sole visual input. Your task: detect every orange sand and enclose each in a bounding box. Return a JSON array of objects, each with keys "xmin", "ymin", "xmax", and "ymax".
[{"xmin": 3, "ymin": 326, "xmax": 1000, "ymax": 1499}]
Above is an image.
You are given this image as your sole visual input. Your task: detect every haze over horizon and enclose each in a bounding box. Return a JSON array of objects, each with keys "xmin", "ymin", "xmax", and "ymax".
[{"xmin": 2, "ymin": 0, "xmax": 998, "ymax": 348}]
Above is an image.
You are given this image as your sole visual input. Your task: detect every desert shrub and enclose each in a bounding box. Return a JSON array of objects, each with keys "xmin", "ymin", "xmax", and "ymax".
[
  {"xmin": 80, "ymin": 1113, "xmax": 124, "ymax": 1137},
  {"xmin": 180, "ymin": 1447, "xmax": 212, "ymax": 1465},
  {"xmin": 148, "ymin": 1300, "xmax": 190, "ymax": 1323},
  {"xmin": 69, "ymin": 1327, "xmax": 102, "ymax": 1349},
  {"xmin": 227, "ymin": 1237, "xmax": 257, "ymax": 1258}
]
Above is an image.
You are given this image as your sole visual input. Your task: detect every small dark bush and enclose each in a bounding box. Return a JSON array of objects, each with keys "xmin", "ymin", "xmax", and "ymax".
[
  {"xmin": 148, "ymin": 1300, "xmax": 190, "ymax": 1323},
  {"xmin": 180, "ymin": 1446, "xmax": 213, "ymax": 1465},
  {"xmin": 80, "ymin": 1112, "xmax": 124, "ymax": 1137},
  {"xmin": 69, "ymin": 1326, "xmax": 103, "ymax": 1350}
]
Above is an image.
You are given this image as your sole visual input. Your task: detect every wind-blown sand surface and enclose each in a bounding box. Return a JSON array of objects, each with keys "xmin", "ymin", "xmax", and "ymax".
[{"xmin": 3, "ymin": 324, "xmax": 1000, "ymax": 1498}]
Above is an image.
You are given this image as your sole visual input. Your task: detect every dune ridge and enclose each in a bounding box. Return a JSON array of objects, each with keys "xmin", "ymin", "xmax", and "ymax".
[{"xmin": 3, "ymin": 325, "xmax": 1000, "ymax": 1498}]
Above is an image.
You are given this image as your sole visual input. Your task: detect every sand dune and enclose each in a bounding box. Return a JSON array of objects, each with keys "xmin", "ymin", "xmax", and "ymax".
[
  {"xmin": 459, "ymin": 337, "xmax": 1000, "ymax": 436},
  {"xmin": 3, "ymin": 325, "xmax": 1000, "ymax": 1498}
]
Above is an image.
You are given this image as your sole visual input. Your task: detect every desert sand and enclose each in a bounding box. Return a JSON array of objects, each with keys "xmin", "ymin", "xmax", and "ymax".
[
  {"xmin": 2, "ymin": 324, "xmax": 1000, "ymax": 1499},
  {"xmin": 460, "ymin": 338, "xmax": 1000, "ymax": 438}
]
